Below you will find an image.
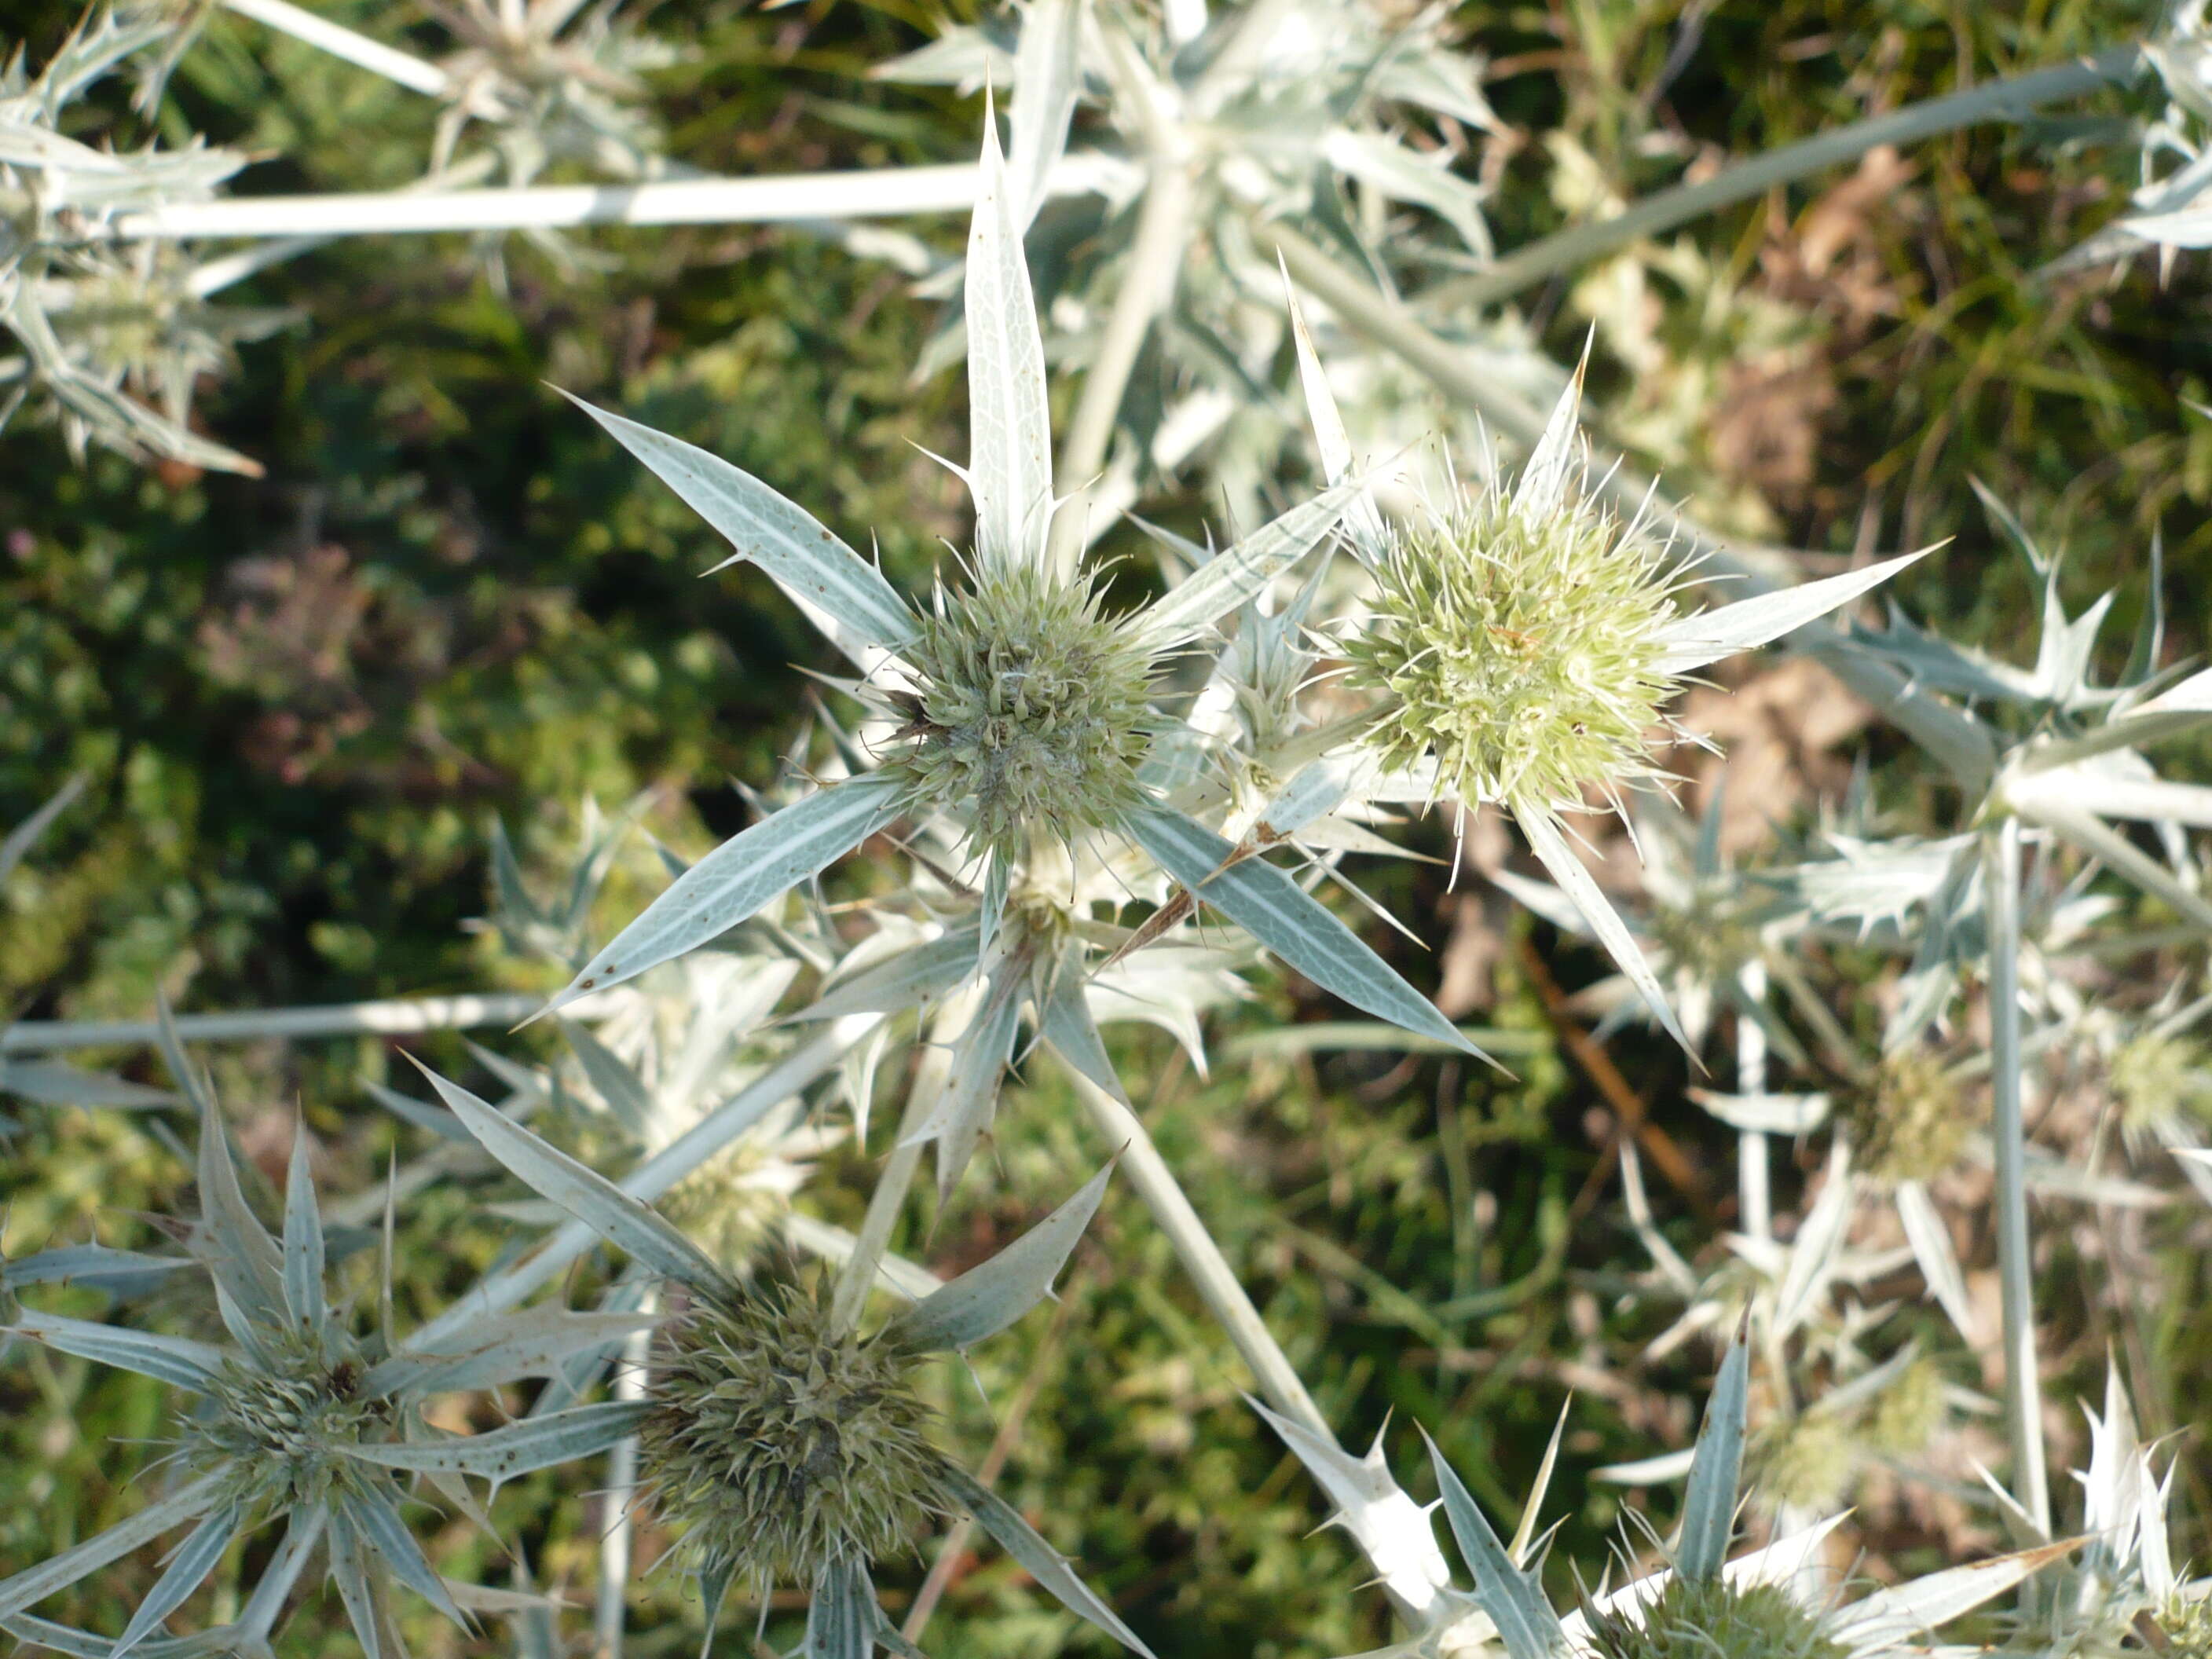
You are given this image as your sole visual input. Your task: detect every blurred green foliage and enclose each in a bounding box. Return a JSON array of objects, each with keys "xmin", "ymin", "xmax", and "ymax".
[{"xmin": 5, "ymin": 0, "xmax": 2212, "ymax": 1654}]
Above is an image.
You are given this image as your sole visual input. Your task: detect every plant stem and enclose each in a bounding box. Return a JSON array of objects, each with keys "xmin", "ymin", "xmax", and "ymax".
[
  {"xmin": 1735, "ymin": 959, "xmax": 1772, "ymax": 1243},
  {"xmin": 595, "ymin": 1306, "xmax": 655, "ymax": 1659},
  {"xmin": 1049, "ymin": 154, "xmax": 1196, "ymax": 576},
  {"xmin": 221, "ymin": 0, "xmax": 452, "ymax": 96},
  {"xmin": 2, "ymin": 991, "xmax": 548, "ymax": 1053},
  {"xmin": 406, "ymin": 1016, "xmax": 879, "ymax": 1353},
  {"xmin": 1064, "ymin": 1064, "xmax": 1328, "ymax": 1436},
  {"xmin": 81, "ymin": 156, "xmax": 1128, "ymax": 244},
  {"xmin": 1984, "ymin": 816, "xmax": 2052, "ymax": 1535},
  {"xmin": 1428, "ymin": 46, "xmax": 2141, "ymax": 313}
]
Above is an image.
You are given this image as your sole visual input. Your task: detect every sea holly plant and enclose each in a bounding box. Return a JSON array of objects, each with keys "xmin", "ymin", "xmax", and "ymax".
[
  {"xmin": 410, "ymin": 1060, "xmax": 1151, "ymax": 1655},
  {"xmin": 1232, "ymin": 332, "xmax": 1931, "ymax": 1052},
  {"xmin": 877, "ymin": 0, "xmax": 1513, "ymax": 551},
  {"xmin": 0, "ymin": 1039, "xmax": 657, "ymax": 1659},
  {"xmin": 526, "ymin": 104, "xmax": 1486, "ymax": 1196},
  {"xmin": 1333, "ymin": 1332, "xmax": 2076, "ymax": 1659}
]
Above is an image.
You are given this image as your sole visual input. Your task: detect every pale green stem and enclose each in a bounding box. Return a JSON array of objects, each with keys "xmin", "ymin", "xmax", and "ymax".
[
  {"xmin": 1984, "ymin": 816, "xmax": 2052, "ymax": 1535},
  {"xmin": 1429, "ymin": 46, "xmax": 2141, "ymax": 313},
  {"xmin": 1049, "ymin": 156, "xmax": 1198, "ymax": 577},
  {"xmin": 827, "ymin": 992, "xmax": 972, "ymax": 1337},
  {"xmin": 1064, "ymin": 1064, "xmax": 1328, "ymax": 1435},
  {"xmin": 1735, "ymin": 958, "xmax": 1771, "ymax": 1243},
  {"xmin": 594, "ymin": 1309, "xmax": 654, "ymax": 1659},
  {"xmin": 2, "ymin": 991, "xmax": 545, "ymax": 1054},
  {"xmin": 221, "ymin": 0, "xmax": 452, "ymax": 96},
  {"xmin": 407, "ymin": 1016, "xmax": 879, "ymax": 1353}
]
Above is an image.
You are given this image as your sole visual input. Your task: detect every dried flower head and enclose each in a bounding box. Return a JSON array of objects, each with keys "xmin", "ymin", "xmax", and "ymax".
[
  {"xmin": 1583, "ymin": 1577, "xmax": 1849, "ymax": 1659},
  {"xmin": 1841, "ymin": 1049, "xmax": 1969, "ymax": 1186},
  {"xmin": 640, "ymin": 1281, "xmax": 948, "ymax": 1591},
  {"xmin": 1347, "ymin": 484, "xmax": 1678, "ymax": 815},
  {"xmin": 890, "ymin": 566, "xmax": 1156, "ymax": 865}
]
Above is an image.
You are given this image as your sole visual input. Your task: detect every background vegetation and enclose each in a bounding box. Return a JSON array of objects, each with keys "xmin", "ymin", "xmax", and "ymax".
[{"xmin": 5, "ymin": 0, "xmax": 2210, "ymax": 1654}]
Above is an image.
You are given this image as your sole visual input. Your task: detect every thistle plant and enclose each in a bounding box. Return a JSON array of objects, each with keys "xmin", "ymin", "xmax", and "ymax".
[
  {"xmin": 1236, "ymin": 339, "xmax": 1927, "ymax": 1050},
  {"xmin": 408, "ymin": 1058, "xmax": 1151, "ymax": 1653},
  {"xmin": 0, "ymin": 1031, "xmax": 657, "ymax": 1659},
  {"xmin": 525, "ymin": 105, "xmax": 1489, "ymax": 1204},
  {"xmin": 1262, "ymin": 1331, "xmax": 2075, "ymax": 1659}
]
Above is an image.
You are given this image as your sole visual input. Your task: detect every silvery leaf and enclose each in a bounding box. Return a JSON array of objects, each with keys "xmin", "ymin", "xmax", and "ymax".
[
  {"xmin": 175, "ymin": 1042, "xmax": 287, "ymax": 1338},
  {"xmin": 1, "ymin": 1245, "xmax": 189, "ymax": 1298},
  {"xmin": 1686, "ymin": 1090, "xmax": 1830, "ymax": 1135},
  {"xmin": 1652, "ymin": 548, "xmax": 1936, "ymax": 676},
  {"xmin": 416, "ymin": 1063, "xmax": 729, "ymax": 1295},
  {"xmin": 1424, "ymin": 1434, "xmax": 1567, "ymax": 1659},
  {"xmin": 804, "ymin": 1556, "xmax": 876, "ymax": 1659},
  {"xmin": 941, "ymin": 1463, "xmax": 1156, "ymax": 1656},
  {"xmin": 797, "ymin": 925, "xmax": 983, "ymax": 1021},
  {"xmin": 1675, "ymin": 1331, "xmax": 1749, "ymax": 1581},
  {"xmin": 280, "ymin": 1124, "xmax": 325, "ymax": 1332},
  {"xmin": 1824, "ymin": 1540, "xmax": 2081, "ymax": 1649},
  {"xmin": 362, "ymin": 1309, "xmax": 663, "ymax": 1401},
  {"xmin": 108, "ymin": 1504, "xmax": 243, "ymax": 1659},
  {"xmin": 1249, "ymin": 1400, "xmax": 1452, "ymax": 1616},
  {"xmin": 1514, "ymin": 804, "xmax": 1691, "ymax": 1055},
  {"xmin": 543, "ymin": 776, "xmax": 904, "ymax": 1018},
  {"xmin": 1320, "ymin": 129, "xmax": 1492, "ymax": 256},
  {"xmin": 5, "ymin": 1308, "xmax": 223, "ymax": 1391},
  {"xmin": 906, "ymin": 949, "xmax": 1027, "ymax": 1199},
  {"xmin": 324, "ymin": 1511, "xmax": 392, "ymax": 1659},
  {"xmin": 0, "ymin": 1058, "xmax": 170, "ymax": 1109},
  {"xmin": 965, "ymin": 99, "xmax": 1054, "ymax": 573},
  {"xmin": 1128, "ymin": 806, "xmax": 1485, "ymax": 1060},
  {"xmin": 1280, "ymin": 267, "xmax": 1383, "ymax": 562},
  {"xmin": 338, "ymin": 1488, "xmax": 467, "ymax": 1626},
  {"xmin": 1038, "ymin": 945, "xmax": 1127, "ymax": 1104},
  {"xmin": 1514, "ymin": 367, "xmax": 1586, "ymax": 523},
  {"xmin": 1007, "ymin": 0, "xmax": 1082, "ymax": 232},
  {"xmin": 886, "ymin": 1163, "xmax": 1111, "ymax": 1353},
  {"xmin": 1127, "ymin": 478, "xmax": 1365, "ymax": 651},
  {"xmin": 560, "ymin": 1020, "xmax": 655, "ymax": 1141},
  {"xmin": 1895, "ymin": 1180, "xmax": 1976, "ymax": 1344},
  {"xmin": 0, "ymin": 1474, "xmax": 222, "ymax": 1621},
  {"xmin": 342, "ymin": 1403, "xmax": 651, "ymax": 1490},
  {"xmin": 0, "ymin": 774, "xmax": 84, "ymax": 885},
  {"xmin": 559, "ymin": 394, "xmax": 915, "ymax": 661}
]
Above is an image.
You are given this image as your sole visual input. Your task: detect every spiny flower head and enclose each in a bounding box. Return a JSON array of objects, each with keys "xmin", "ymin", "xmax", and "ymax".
[
  {"xmin": 1346, "ymin": 485, "xmax": 1679, "ymax": 814},
  {"xmin": 2108, "ymin": 1029, "xmax": 2212, "ymax": 1134},
  {"xmin": 1841, "ymin": 1049, "xmax": 1969, "ymax": 1186},
  {"xmin": 639, "ymin": 1280, "xmax": 947, "ymax": 1590},
  {"xmin": 1753, "ymin": 1411, "xmax": 1859, "ymax": 1514},
  {"xmin": 1865, "ymin": 1357, "xmax": 1950, "ymax": 1455},
  {"xmin": 1583, "ymin": 1576, "xmax": 1848, "ymax": 1659},
  {"xmin": 185, "ymin": 1324, "xmax": 394, "ymax": 1511},
  {"xmin": 2155, "ymin": 1594, "xmax": 2212, "ymax": 1659},
  {"xmin": 888, "ymin": 566, "xmax": 1157, "ymax": 866}
]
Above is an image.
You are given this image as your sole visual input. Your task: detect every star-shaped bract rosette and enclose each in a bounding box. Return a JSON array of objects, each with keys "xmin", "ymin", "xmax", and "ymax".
[
  {"xmin": 527, "ymin": 107, "xmax": 1488, "ymax": 1167},
  {"xmin": 1240, "ymin": 308, "xmax": 1935, "ymax": 1056}
]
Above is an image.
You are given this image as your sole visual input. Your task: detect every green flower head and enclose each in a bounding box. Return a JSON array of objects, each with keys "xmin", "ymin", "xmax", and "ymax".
[
  {"xmin": 1842, "ymin": 1049, "xmax": 1970, "ymax": 1186},
  {"xmin": 639, "ymin": 1280, "xmax": 949, "ymax": 1592},
  {"xmin": 888, "ymin": 565, "xmax": 1157, "ymax": 866},
  {"xmin": 1584, "ymin": 1576, "xmax": 1849, "ymax": 1659},
  {"xmin": 1349, "ymin": 481, "xmax": 1679, "ymax": 815}
]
